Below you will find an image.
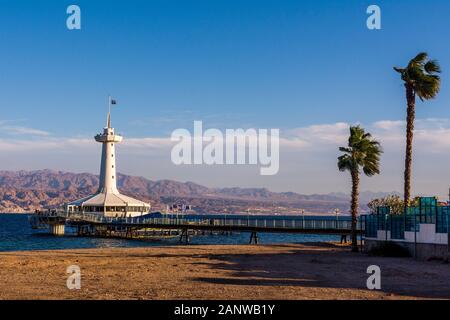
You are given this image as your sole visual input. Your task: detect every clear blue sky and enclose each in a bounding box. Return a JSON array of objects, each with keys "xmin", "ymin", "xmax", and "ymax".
[
  {"xmin": 0, "ymin": 0, "xmax": 449, "ymax": 197},
  {"xmin": 0, "ymin": 0, "xmax": 448, "ymax": 135}
]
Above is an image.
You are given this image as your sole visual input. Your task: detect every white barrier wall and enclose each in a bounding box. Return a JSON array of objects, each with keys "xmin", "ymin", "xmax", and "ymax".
[{"xmin": 369, "ymin": 224, "xmax": 448, "ymax": 245}]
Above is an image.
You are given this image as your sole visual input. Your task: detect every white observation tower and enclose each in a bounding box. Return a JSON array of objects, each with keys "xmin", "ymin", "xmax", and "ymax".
[
  {"xmin": 96, "ymin": 104, "xmax": 122, "ymax": 194},
  {"xmin": 66, "ymin": 98, "xmax": 151, "ymax": 217}
]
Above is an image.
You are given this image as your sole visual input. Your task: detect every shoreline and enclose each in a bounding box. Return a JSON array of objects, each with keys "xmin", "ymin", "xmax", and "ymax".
[
  {"xmin": 0, "ymin": 212, "xmax": 29, "ymax": 214},
  {"xmin": 0, "ymin": 239, "xmax": 342, "ymax": 253},
  {"xmin": 1, "ymin": 242, "xmax": 449, "ymax": 300}
]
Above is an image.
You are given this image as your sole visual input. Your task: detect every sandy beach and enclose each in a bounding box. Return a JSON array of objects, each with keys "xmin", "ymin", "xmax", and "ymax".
[{"xmin": 0, "ymin": 242, "xmax": 449, "ymax": 300}]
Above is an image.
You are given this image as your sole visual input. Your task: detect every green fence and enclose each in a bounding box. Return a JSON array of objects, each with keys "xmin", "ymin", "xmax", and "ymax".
[
  {"xmin": 389, "ymin": 215, "xmax": 405, "ymax": 239},
  {"xmin": 436, "ymin": 206, "xmax": 449, "ymax": 233},
  {"xmin": 365, "ymin": 215, "xmax": 378, "ymax": 238},
  {"xmin": 365, "ymin": 197, "xmax": 450, "ymax": 238}
]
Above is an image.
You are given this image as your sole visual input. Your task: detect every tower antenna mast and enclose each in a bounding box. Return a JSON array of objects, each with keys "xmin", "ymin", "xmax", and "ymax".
[{"xmin": 107, "ymin": 95, "xmax": 111, "ymax": 128}]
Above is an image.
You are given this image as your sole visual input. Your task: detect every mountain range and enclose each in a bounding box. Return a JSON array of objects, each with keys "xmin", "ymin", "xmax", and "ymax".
[{"xmin": 0, "ymin": 169, "xmax": 396, "ymax": 214}]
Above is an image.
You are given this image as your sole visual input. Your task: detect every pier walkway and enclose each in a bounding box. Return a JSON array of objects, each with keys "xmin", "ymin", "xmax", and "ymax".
[{"xmin": 29, "ymin": 211, "xmax": 364, "ymax": 243}]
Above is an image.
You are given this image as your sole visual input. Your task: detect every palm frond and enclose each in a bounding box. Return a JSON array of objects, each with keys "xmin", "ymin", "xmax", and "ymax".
[
  {"xmin": 339, "ymin": 147, "xmax": 352, "ymax": 153},
  {"xmin": 409, "ymin": 52, "xmax": 428, "ymax": 67},
  {"xmin": 337, "ymin": 126, "xmax": 382, "ymax": 177},
  {"xmin": 337, "ymin": 154, "xmax": 353, "ymax": 172},
  {"xmin": 424, "ymin": 60, "xmax": 441, "ymax": 73},
  {"xmin": 394, "ymin": 52, "xmax": 441, "ymax": 101}
]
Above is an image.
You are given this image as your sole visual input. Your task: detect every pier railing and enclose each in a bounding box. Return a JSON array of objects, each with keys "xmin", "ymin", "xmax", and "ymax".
[{"xmin": 60, "ymin": 212, "xmax": 362, "ymax": 232}]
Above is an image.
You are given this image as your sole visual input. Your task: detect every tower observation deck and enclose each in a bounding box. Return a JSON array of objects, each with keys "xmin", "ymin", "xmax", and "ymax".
[{"xmin": 66, "ymin": 99, "xmax": 151, "ymax": 217}]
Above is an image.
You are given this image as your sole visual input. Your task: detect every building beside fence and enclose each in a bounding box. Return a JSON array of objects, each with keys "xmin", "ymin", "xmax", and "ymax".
[{"xmin": 364, "ymin": 197, "xmax": 450, "ymax": 260}]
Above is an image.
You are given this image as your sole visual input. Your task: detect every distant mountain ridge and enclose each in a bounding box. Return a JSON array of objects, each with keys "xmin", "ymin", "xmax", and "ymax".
[
  {"xmin": 327, "ymin": 191, "xmax": 402, "ymax": 207},
  {"xmin": 0, "ymin": 169, "xmax": 396, "ymax": 214}
]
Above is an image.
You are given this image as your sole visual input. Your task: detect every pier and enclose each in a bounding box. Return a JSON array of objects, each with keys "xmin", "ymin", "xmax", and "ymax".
[
  {"xmin": 29, "ymin": 211, "xmax": 364, "ymax": 244},
  {"xmin": 28, "ymin": 108, "xmax": 364, "ymax": 244}
]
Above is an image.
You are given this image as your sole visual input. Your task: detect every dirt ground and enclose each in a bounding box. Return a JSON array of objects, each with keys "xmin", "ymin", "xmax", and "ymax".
[{"xmin": 0, "ymin": 243, "xmax": 449, "ymax": 300}]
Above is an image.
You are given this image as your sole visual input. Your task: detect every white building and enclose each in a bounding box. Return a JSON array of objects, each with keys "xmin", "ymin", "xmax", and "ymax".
[{"xmin": 65, "ymin": 103, "xmax": 151, "ymax": 217}]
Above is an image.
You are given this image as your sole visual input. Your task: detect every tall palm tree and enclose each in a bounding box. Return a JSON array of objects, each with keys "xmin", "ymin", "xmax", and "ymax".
[
  {"xmin": 394, "ymin": 53, "xmax": 441, "ymax": 207},
  {"xmin": 338, "ymin": 126, "xmax": 382, "ymax": 252}
]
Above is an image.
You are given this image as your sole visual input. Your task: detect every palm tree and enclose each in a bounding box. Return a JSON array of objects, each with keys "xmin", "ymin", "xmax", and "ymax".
[
  {"xmin": 394, "ymin": 53, "xmax": 441, "ymax": 207},
  {"xmin": 338, "ymin": 126, "xmax": 382, "ymax": 252}
]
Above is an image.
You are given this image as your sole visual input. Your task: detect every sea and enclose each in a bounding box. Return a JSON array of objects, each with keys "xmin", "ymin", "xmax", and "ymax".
[{"xmin": 0, "ymin": 214, "xmax": 341, "ymax": 252}]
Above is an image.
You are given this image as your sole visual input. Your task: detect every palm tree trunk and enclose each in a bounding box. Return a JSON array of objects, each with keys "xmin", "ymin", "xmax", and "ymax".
[
  {"xmin": 404, "ymin": 84, "xmax": 415, "ymax": 209},
  {"xmin": 350, "ymin": 168, "xmax": 359, "ymax": 252}
]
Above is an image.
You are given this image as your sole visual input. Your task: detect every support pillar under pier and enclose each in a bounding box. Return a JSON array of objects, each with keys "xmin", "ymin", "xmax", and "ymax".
[
  {"xmin": 249, "ymin": 231, "xmax": 259, "ymax": 244},
  {"xmin": 50, "ymin": 223, "xmax": 65, "ymax": 236},
  {"xmin": 180, "ymin": 229, "xmax": 190, "ymax": 244}
]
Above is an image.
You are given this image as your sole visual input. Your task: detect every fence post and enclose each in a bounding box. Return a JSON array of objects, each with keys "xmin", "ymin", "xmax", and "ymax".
[
  {"xmin": 447, "ymin": 211, "xmax": 450, "ymax": 253},
  {"xmin": 359, "ymin": 215, "xmax": 363, "ymax": 252},
  {"xmin": 413, "ymin": 211, "xmax": 417, "ymax": 259},
  {"xmin": 435, "ymin": 204, "xmax": 439, "ymax": 234},
  {"xmin": 446, "ymin": 210, "xmax": 450, "ymax": 253},
  {"xmin": 385, "ymin": 215, "xmax": 388, "ymax": 242}
]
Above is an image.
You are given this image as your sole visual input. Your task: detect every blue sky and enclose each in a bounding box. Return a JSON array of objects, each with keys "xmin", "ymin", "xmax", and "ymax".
[{"xmin": 0, "ymin": 0, "xmax": 450, "ymax": 198}]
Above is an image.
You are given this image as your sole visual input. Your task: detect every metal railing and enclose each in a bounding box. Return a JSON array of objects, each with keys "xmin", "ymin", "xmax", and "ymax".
[{"xmin": 59, "ymin": 212, "xmax": 361, "ymax": 231}]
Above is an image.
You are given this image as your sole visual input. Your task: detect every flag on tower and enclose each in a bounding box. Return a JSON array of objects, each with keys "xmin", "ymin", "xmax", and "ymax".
[{"xmin": 111, "ymin": 99, "xmax": 117, "ymax": 105}]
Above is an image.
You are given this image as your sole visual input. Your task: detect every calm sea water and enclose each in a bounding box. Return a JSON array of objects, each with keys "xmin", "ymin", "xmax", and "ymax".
[{"xmin": 0, "ymin": 214, "xmax": 340, "ymax": 252}]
